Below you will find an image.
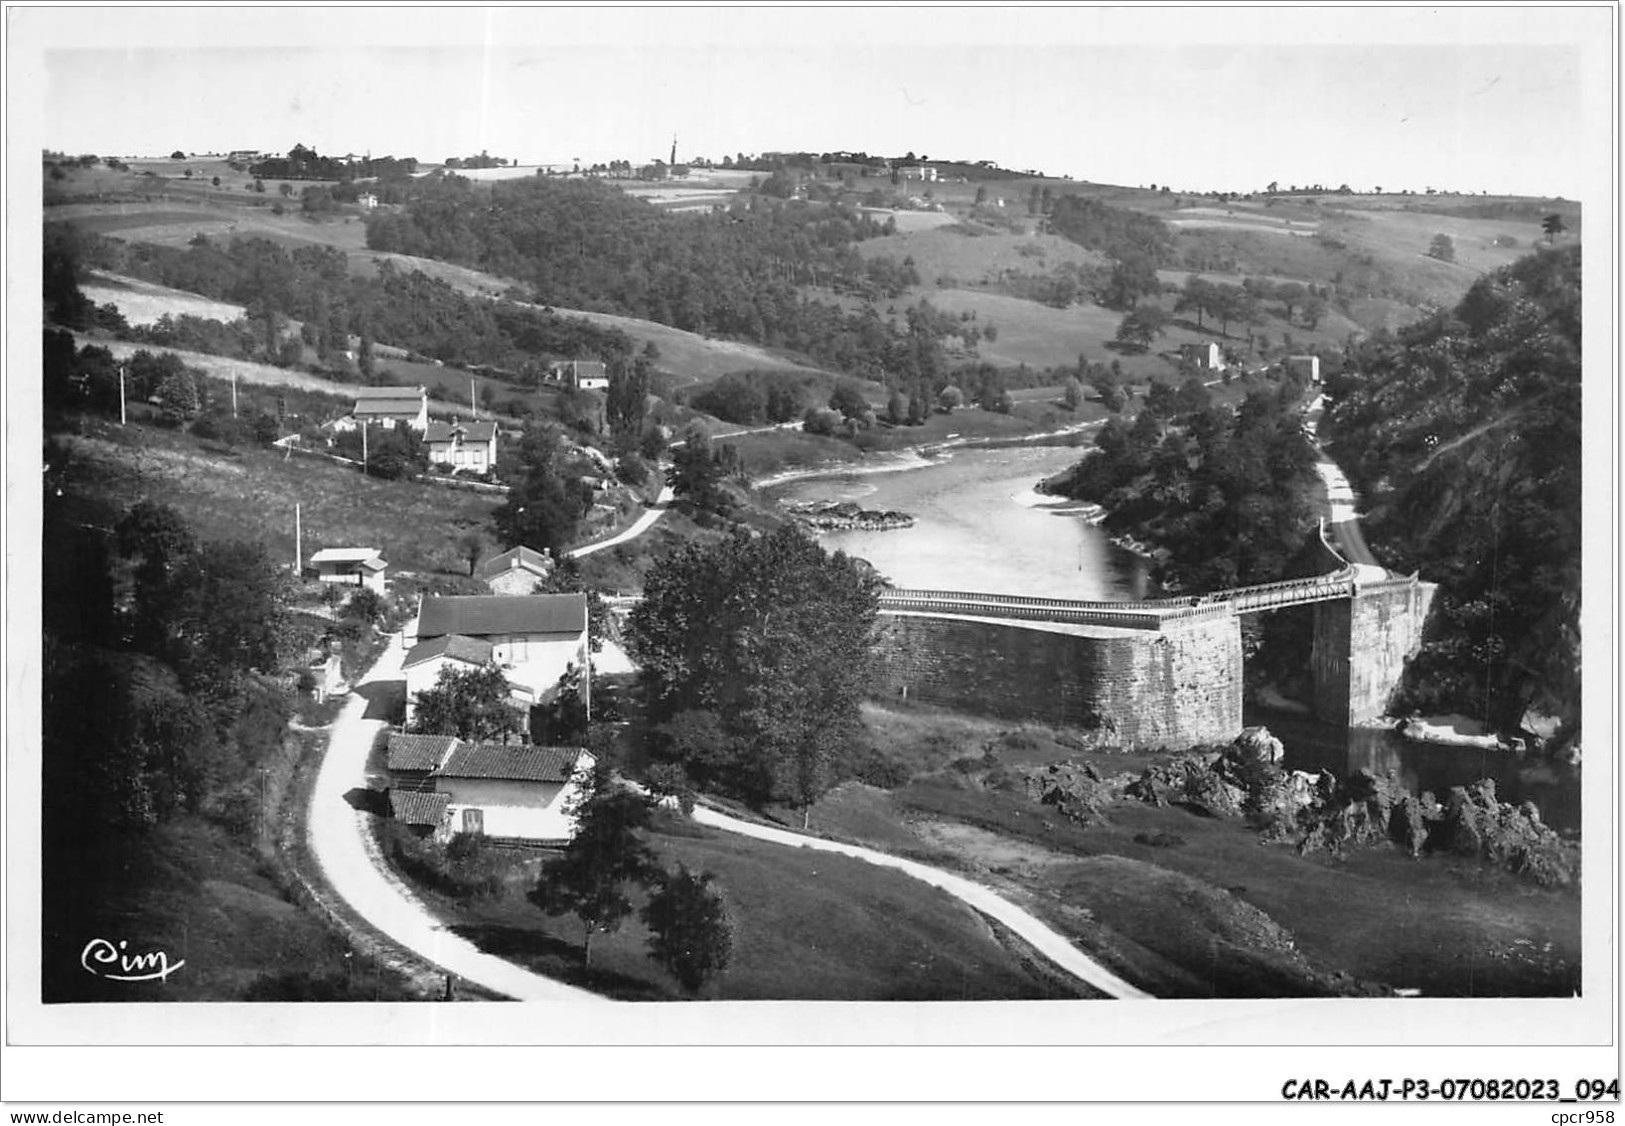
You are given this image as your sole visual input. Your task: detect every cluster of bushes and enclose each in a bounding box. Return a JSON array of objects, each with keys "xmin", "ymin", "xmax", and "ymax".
[
  {"xmin": 686, "ymin": 370, "xmax": 815, "ymax": 425},
  {"xmin": 382, "ymin": 821, "xmax": 508, "ymax": 900}
]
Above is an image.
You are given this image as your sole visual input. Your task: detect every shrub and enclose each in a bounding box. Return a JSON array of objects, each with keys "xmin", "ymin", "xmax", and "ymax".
[{"xmin": 844, "ymin": 746, "xmax": 913, "ymax": 790}]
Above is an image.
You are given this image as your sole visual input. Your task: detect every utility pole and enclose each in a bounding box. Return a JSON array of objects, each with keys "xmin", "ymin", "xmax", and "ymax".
[
  {"xmin": 231, "ymin": 371, "xmax": 238, "ymax": 417},
  {"xmin": 471, "ymin": 376, "xmax": 477, "ymax": 419},
  {"xmin": 118, "ymin": 363, "xmax": 127, "ymax": 425},
  {"xmin": 362, "ymin": 422, "xmax": 368, "ymax": 471},
  {"xmin": 294, "ymin": 502, "xmax": 302, "ymax": 574}
]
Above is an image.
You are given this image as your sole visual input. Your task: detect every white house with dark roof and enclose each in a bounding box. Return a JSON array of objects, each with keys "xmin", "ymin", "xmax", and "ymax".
[
  {"xmin": 383, "ymin": 732, "xmax": 591, "ymax": 842},
  {"xmin": 406, "ymin": 592, "xmax": 591, "ymax": 718},
  {"xmin": 1180, "ymin": 341, "xmax": 1224, "ymax": 371},
  {"xmin": 434, "ymin": 743, "xmax": 592, "ymax": 842},
  {"xmin": 549, "ymin": 359, "xmax": 610, "ymax": 391},
  {"xmin": 478, "ymin": 545, "xmax": 556, "ymax": 595},
  {"xmin": 331, "ymin": 385, "xmax": 429, "ymax": 433},
  {"xmin": 425, "ymin": 417, "xmax": 498, "ymax": 472},
  {"xmin": 309, "ymin": 547, "xmax": 388, "ymax": 594}
]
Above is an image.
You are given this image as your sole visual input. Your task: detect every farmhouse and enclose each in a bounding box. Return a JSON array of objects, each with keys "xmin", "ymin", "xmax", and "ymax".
[
  {"xmin": 550, "ymin": 360, "xmax": 610, "ymax": 391},
  {"xmin": 384, "ymin": 733, "xmax": 592, "ymax": 843},
  {"xmin": 424, "ymin": 417, "xmax": 498, "ymax": 473},
  {"xmin": 357, "ymin": 192, "xmax": 379, "ymax": 210},
  {"xmin": 309, "ymin": 547, "xmax": 388, "ymax": 594},
  {"xmin": 407, "ymin": 592, "xmax": 591, "ymax": 717},
  {"xmin": 330, "ymin": 385, "xmax": 429, "ymax": 432},
  {"xmin": 1285, "ymin": 354, "xmax": 1322, "ymax": 383},
  {"xmin": 1180, "ymin": 341, "xmax": 1224, "ymax": 370},
  {"xmin": 434, "ymin": 743, "xmax": 592, "ymax": 843},
  {"xmin": 478, "ymin": 545, "xmax": 556, "ymax": 595}
]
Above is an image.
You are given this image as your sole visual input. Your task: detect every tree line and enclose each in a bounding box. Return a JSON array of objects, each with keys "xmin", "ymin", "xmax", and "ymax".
[
  {"xmin": 1049, "ymin": 376, "xmax": 1322, "ymax": 591},
  {"xmin": 247, "ymin": 143, "xmax": 418, "ymax": 183}
]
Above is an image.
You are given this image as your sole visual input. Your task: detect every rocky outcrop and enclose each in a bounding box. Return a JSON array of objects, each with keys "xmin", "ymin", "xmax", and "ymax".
[
  {"xmin": 1433, "ymin": 780, "xmax": 1577, "ymax": 887},
  {"xmin": 1017, "ymin": 725, "xmax": 1576, "ymax": 888},
  {"xmin": 785, "ymin": 500, "xmax": 915, "ymax": 532},
  {"xmin": 1291, "ymin": 773, "xmax": 1577, "ymax": 887},
  {"xmin": 1023, "ymin": 760, "xmax": 1124, "ymax": 826}
]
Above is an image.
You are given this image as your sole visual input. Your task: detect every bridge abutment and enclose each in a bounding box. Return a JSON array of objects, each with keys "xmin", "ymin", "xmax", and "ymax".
[
  {"xmin": 872, "ymin": 612, "xmax": 1244, "ymax": 747},
  {"xmin": 1311, "ymin": 576, "xmax": 1438, "ymax": 725}
]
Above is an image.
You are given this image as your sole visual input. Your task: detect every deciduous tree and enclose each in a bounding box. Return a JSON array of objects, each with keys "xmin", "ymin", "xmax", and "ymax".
[
  {"xmin": 529, "ymin": 767, "xmax": 660, "ymax": 965},
  {"xmin": 627, "ymin": 526, "xmax": 880, "ymax": 819},
  {"xmin": 641, "ymin": 865, "xmax": 732, "ymax": 994},
  {"xmin": 410, "ymin": 664, "xmax": 521, "ymax": 743}
]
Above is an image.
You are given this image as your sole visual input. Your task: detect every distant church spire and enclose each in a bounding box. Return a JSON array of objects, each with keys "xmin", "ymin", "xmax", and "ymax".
[{"xmin": 670, "ymin": 136, "xmax": 677, "ymax": 166}]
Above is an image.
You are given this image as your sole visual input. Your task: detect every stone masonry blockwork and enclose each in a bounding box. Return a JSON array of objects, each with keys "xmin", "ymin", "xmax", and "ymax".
[{"xmin": 871, "ymin": 613, "xmax": 1244, "ymax": 747}]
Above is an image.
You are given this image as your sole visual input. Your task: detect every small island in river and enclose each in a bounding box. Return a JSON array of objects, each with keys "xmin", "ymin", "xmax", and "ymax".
[{"xmin": 784, "ymin": 500, "xmax": 915, "ymax": 533}]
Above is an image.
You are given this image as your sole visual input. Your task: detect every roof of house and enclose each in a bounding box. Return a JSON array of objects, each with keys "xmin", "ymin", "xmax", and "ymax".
[
  {"xmin": 557, "ymin": 360, "xmax": 607, "ymax": 380},
  {"xmin": 387, "ymin": 732, "xmax": 459, "ymax": 772},
  {"xmin": 477, "ymin": 545, "xmax": 554, "ymax": 579},
  {"xmin": 402, "ymin": 633, "xmax": 495, "ymax": 670},
  {"xmin": 416, "ymin": 594, "xmax": 587, "ymax": 640},
  {"xmin": 353, "ymin": 385, "xmax": 427, "ymax": 400},
  {"xmin": 359, "ymin": 556, "xmax": 388, "ymax": 572},
  {"xmin": 434, "ymin": 743, "xmax": 584, "ymax": 783},
  {"xmin": 389, "ymin": 789, "xmax": 451, "ymax": 826},
  {"xmin": 425, "ymin": 419, "xmax": 499, "ymax": 443},
  {"xmin": 310, "ymin": 547, "xmax": 382, "ymax": 565}
]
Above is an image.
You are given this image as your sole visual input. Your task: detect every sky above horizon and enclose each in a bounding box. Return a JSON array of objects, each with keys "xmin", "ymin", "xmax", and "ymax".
[{"xmin": 17, "ymin": 6, "xmax": 1613, "ymax": 199}]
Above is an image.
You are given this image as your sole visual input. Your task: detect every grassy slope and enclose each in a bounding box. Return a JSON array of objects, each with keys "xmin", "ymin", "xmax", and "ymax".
[
  {"xmin": 395, "ymin": 813, "xmax": 1078, "ymax": 1001},
  {"xmin": 44, "ymin": 816, "xmax": 417, "ymax": 1002},
  {"xmin": 852, "ymin": 226, "xmax": 1108, "ymax": 286},
  {"xmin": 59, "ymin": 420, "xmax": 500, "ymax": 576}
]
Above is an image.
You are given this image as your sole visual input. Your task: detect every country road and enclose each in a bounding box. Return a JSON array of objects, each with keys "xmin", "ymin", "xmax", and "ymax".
[
  {"xmin": 567, "ymin": 484, "xmax": 675, "ymax": 559},
  {"xmin": 1305, "ymin": 394, "xmax": 1380, "ymax": 568}
]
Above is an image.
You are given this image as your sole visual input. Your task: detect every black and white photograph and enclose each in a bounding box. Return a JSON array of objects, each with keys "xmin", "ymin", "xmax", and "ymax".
[{"xmin": 3, "ymin": 2, "xmax": 1618, "ymax": 1114}]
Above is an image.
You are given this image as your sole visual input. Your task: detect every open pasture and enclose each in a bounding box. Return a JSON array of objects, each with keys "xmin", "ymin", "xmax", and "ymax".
[
  {"xmin": 853, "ymin": 226, "xmax": 1105, "ymax": 287},
  {"xmin": 81, "ymin": 271, "xmax": 249, "ymax": 325}
]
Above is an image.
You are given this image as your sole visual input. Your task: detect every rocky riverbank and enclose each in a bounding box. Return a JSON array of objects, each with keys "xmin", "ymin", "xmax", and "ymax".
[
  {"xmin": 784, "ymin": 500, "xmax": 915, "ymax": 533},
  {"xmin": 1020, "ymin": 727, "xmax": 1578, "ymax": 888}
]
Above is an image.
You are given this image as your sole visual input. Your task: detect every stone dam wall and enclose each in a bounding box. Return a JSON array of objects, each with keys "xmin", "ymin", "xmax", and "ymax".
[{"xmin": 871, "ymin": 612, "xmax": 1244, "ymax": 747}]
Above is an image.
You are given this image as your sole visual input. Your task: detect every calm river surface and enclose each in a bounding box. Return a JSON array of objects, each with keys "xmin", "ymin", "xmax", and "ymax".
[{"xmin": 765, "ymin": 445, "xmax": 1152, "ymax": 598}]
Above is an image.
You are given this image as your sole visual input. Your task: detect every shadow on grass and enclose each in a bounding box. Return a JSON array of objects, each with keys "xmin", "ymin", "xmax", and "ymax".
[{"xmin": 447, "ymin": 924, "xmax": 670, "ymax": 1001}]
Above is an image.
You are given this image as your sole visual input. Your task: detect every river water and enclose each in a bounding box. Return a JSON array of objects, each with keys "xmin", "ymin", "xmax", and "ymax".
[
  {"xmin": 765, "ymin": 445, "xmax": 1153, "ymax": 598},
  {"xmin": 767, "ymin": 446, "xmax": 1579, "ymax": 832}
]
